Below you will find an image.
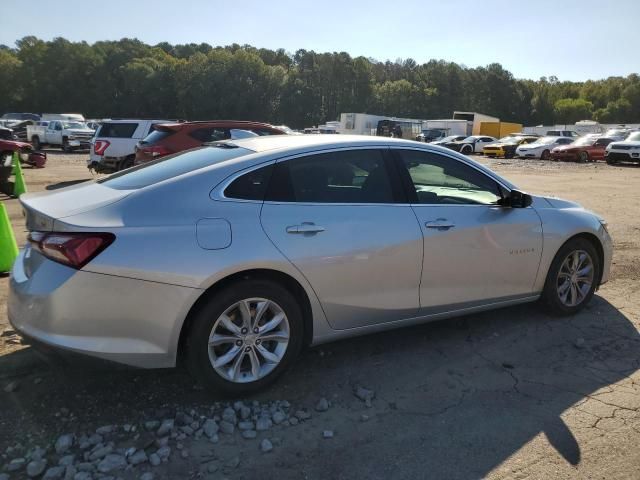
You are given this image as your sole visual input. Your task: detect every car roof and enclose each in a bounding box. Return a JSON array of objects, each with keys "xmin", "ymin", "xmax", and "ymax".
[
  {"xmin": 158, "ymin": 120, "xmax": 281, "ymax": 131},
  {"xmin": 219, "ymin": 134, "xmax": 429, "ymax": 153}
]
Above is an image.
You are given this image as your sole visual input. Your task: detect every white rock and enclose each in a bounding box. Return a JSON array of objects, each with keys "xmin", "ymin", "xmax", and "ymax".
[
  {"xmin": 202, "ymin": 419, "xmax": 219, "ymax": 438},
  {"xmin": 27, "ymin": 459, "xmax": 47, "ymax": 477},
  {"xmin": 97, "ymin": 454, "xmax": 127, "ymax": 473},
  {"xmin": 156, "ymin": 446, "xmax": 171, "ymax": 460},
  {"xmin": 58, "ymin": 455, "xmax": 75, "ymax": 466},
  {"xmin": 315, "ymin": 398, "xmax": 329, "ymax": 412},
  {"xmin": 55, "ymin": 434, "xmax": 74, "ymax": 455},
  {"xmin": 272, "ymin": 411, "xmax": 286, "ymax": 425},
  {"xmin": 128, "ymin": 450, "xmax": 148, "ymax": 466},
  {"xmin": 148, "ymin": 454, "xmax": 161, "ymax": 467},
  {"xmin": 241, "ymin": 430, "xmax": 257, "ymax": 440},
  {"xmin": 156, "ymin": 419, "xmax": 174, "ymax": 437},
  {"xmin": 43, "ymin": 465, "xmax": 66, "ymax": 479},
  {"xmin": 255, "ymin": 417, "xmax": 272, "ymax": 431},
  {"xmin": 260, "ymin": 439, "xmax": 273, "ymax": 453},
  {"xmin": 73, "ymin": 473, "xmax": 92, "ymax": 480},
  {"xmin": 323, "ymin": 430, "xmax": 334, "ymax": 439},
  {"xmin": 219, "ymin": 420, "xmax": 234, "ymax": 434},
  {"xmin": 7, "ymin": 457, "xmax": 26, "ymax": 472},
  {"xmin": 140, "ymin": 472, "xmax": 154, "ymax": 480}
]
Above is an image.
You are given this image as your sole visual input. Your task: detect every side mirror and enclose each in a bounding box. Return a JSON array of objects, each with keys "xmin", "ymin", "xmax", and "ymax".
[{"xmin": 500, "ymin": 189, "xmax": 532, "ymax": 208}]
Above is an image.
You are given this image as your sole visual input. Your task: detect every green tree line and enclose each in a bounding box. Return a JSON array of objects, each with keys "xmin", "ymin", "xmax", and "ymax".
[{"xmin": 1, "ymin": 37, "xmax": 639, "ymax": 128}]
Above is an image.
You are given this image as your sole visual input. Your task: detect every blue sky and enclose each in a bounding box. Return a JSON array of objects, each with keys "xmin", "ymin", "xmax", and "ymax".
[{"xmin": 2, "ymin": 0, "xmax": 638, "ymax": 81}]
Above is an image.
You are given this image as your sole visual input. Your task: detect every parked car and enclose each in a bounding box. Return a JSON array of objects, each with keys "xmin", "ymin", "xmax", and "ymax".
[
  {"xmin": 134, "ymin": 121, "xmax": 287, "ymax": 164},
  {"xmin": 416, "ymin": 128, "xmax": 447, "ymax": 143},
  {"xmin": 482, "ymin": 135, "xmax": 539, "ymax": 158},
  {"xmin": 605, "ymin": 132, "xmax": 640, "ymax": 165},
  {"xmin": 430, "ymin": 135, "xmax": 467, "ymax": 146},
  {"xmin": 546, "ymin": 130, "xmax": 580, "ymax": 138},
  {"xmin": 551, "ymin": 136, "xmax": 613, "ymax": 163},
  {"xmin": 88, "ymin": 119, "xmax": 172, "ymax": 173},
  {"xmin": 0, "ymin": 137, "xmax": 46, "ymax": 168},
  {"xmin": 8, "ymin": 135, "xmax": 612, "ymax": 394},
  {"xmin": 515, "ymin": 136, "xmax": 575, "ymax": 159},
  {"xmin": 443, "ymin": 135, "xmax": 496, "ymax": 154},
  {"xmin": 602, "ymin": 128, "xmax": 631, "ymax": 141},
  {"xmin": 1, "ymin": 113, "xmax": 41, "ymax": 123},
  {"xmin": 27, "ymin": 120, "xmax": 95, "ymax": 151}
]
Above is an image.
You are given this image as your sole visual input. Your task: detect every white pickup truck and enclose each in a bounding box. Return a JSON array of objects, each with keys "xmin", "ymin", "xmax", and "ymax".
[{"xmin": 27, "ymin": 120, "xmax": 95, "ymax": 151}]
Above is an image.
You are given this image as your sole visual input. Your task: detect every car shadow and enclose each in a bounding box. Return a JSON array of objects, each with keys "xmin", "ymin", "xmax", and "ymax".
[{"xmin": 0, "ymin": 294, "xmax": 637, "ymax": 479}]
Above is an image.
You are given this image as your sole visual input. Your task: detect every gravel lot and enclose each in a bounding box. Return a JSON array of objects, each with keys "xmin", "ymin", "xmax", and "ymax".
[{"xmin": 1, "ymin": 150, "xmax": 639, "ymax": 480}]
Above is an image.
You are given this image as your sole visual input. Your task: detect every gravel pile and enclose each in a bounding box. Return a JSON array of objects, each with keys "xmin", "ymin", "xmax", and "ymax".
[{"xmin": 0, "ymin": 393, "xmax": 356, "ymax": 479}]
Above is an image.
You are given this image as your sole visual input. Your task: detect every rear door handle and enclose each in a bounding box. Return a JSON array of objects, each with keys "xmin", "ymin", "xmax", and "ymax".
[
  {"xmin": 425, "ymin": 219, "xmax": 455, "ymax": 230},
  {"xmin": 286, "ymin": 223, "xmax": 326, "ymax": 234}
]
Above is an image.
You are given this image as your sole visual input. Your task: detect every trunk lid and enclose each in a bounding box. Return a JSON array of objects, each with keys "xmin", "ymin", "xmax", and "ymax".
[{"xmin": 20, "ymin": 181, "xmax": 132, "ymax": 231}]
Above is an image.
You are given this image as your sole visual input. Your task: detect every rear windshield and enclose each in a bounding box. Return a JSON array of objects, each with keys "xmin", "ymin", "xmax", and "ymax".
[
  {"xmin": 98, "ymin": 122, "xmax": 138, "ymax": 138},
  {"xmin": 99, "ymin": 145, "xmax": 253, "ymax": 190},
  {"xmin": 140, "ymin": 128, "xmax": 174, "ymax": 145}
]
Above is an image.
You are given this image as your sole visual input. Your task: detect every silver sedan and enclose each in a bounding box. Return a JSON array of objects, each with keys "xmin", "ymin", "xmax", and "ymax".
[{"xmin": 8, "ymin": 135, "xmax": 612, "ymax": 394}]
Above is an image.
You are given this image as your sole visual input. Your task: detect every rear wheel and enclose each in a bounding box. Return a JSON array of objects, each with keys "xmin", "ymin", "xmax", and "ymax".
[
  {"xmin": 32, "ymin": 136, "xmax": 40, "ymax": 150},
  {"xmin": 541, "ymin": 238, "xmax": 600, "ymax": 316},
  {"xmin": 185, "ymin": 279, "xmax": 304, "ymax": 395},
  {"xmin": 541, "ymin": 149, "xmax": 551, "ymax": 160},
  {"xmin": 606, "ymin": 157, "xmax": 617, "ymax": 165}
]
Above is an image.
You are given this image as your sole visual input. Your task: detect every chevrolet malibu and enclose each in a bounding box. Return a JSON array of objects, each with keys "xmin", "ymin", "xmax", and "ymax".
[{"xmin": 8, "ymin": 135, "xmax": 612, "ymax": 394}]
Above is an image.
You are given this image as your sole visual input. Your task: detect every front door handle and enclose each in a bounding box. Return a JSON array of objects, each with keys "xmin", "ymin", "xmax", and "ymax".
[
  {"xmin": 286, "ymin": 223, "xmax": 326, "ymax": 234},
  {"xmin": 425, "ymin": 219, "xmax": 455, "ymax": 230}
]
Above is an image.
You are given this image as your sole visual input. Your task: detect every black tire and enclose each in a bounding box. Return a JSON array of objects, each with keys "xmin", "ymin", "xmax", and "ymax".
[
  {"xmin": 606, "ymin": 158, "xmax": 617, "ymax": 165},
  {"xmin": 541, "ymin": 149, "xmax": 551, "ymax": 160},
  {"xmin": 461, "ymin": 145, "xmax": 472, "ymax": 155},
  {"xmin": 185, "ymin": 279, "xmax": 304, "ymax": 395},
  {"xmin": 32, "ymin": 136, "xmax": 40, "ymax": 150},
  {"xmin": 578, "ymin": 151, "xmax": 589, "ymax": 163},
  {"xmin": 118, "ymin": 156, "xmax": 134, "ymax": 171},
  {"xmin": 541, "ymin": 238, "xmax": 600, "ymax": 316},
  {"xmin": 62, "ymin": 137, "xmax": 71, "ymax": 153}
]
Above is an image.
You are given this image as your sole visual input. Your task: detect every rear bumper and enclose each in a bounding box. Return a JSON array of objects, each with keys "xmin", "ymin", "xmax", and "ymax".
[{"xmin": 8, "ymin": 249, "xmax": 201, "ymax": 368}]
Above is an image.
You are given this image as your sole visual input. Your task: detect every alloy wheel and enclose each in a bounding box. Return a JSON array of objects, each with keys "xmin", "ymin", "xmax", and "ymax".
[
  {"xmin": 556, "ymin": 250, "xmax": 594, "ymax": 307},
  {"xmin": 208, "ymin": 298, "xmax": 290, "ymax": 383}
]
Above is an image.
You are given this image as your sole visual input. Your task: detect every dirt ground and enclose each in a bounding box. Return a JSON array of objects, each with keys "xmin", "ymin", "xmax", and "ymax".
[{"xmin": 1, "ymin": 150, "xmax": 639, "ymax": 480}]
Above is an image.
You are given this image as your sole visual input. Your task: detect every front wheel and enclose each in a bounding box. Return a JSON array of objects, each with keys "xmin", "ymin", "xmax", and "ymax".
[
  {"xmin": 579, "ymin": 151, "xmax": 589, "ymax": 163},
  {"xmin": 185, "ymin": 279, "xmax": 304, "ymax": 395},
  {"xmin": 461, "ymin": 145, "xmax": 472, "ymax": 155},
  {"xmin": 32, "ymin": 136, "xmax": 40, "ymax": 150},
  {"xmin": 541, "ymin": 238, "xmax": 600, "ymax": 316}
]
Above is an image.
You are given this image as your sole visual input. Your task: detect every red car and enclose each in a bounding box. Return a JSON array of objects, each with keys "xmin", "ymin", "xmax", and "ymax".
[
  {"xmin": 551, "ymin": 136, "xmax": 613, "ymax": 162},
  {"xmin": 0, "ymin": 127, "xmax": 46, "ymax": 168},
  {"xmin": 134, "ymin": 121, "xmax": 287, "ymax": 164}
]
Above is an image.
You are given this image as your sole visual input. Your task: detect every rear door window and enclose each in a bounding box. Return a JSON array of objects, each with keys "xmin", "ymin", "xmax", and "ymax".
[
  {"xmin": 266, "ymin": 149, "xmax": 396, "ymax": 204},
  {"xmin": 98, "ymin": 122, "xmax": 138, "ymax": 138}
]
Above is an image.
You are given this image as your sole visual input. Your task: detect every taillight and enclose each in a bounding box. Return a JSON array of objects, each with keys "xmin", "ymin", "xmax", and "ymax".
[
  {"xmin": 94, "ymin": 140, "xmax": 110, "ymax": 156},
  {"xmin": 141, "ymin": 145, "xmax": 172, "ymax": 158},
  {"xmin": 28, "ymin": 232, "xmax": 115, "ymax": 269}
]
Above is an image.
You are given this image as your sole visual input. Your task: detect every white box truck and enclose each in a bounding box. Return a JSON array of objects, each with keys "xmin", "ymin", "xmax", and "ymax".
[{"xmin": 417, "ymin": 119, "xmax": 469, "ymax": 142}]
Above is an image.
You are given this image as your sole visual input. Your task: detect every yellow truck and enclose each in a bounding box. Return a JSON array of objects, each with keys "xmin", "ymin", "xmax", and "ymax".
[{"xmin": 479, "ymin": 122, "xmax": 523, "ymax": 138}]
